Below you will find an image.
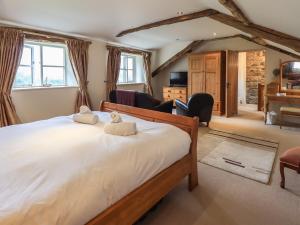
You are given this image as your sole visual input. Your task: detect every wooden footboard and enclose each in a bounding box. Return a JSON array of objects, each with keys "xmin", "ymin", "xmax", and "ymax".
[{"xmin": 86, "ymin": 102, "xmax": 199, "ymax": 225}]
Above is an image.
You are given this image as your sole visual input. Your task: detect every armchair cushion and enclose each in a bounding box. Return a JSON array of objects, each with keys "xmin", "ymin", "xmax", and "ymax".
[
  {"xmin": 175, "ymin": 99, "xmax": 189, "ymax": 116},
  {"xmin": 153, "ymin": 100, "xmax": 174, "ymax": 114}
]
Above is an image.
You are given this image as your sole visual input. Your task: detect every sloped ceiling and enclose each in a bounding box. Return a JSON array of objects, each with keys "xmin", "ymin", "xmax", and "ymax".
[{"xmin": 0, "ymin": 0, "xmax": 300, "ymax": 50}]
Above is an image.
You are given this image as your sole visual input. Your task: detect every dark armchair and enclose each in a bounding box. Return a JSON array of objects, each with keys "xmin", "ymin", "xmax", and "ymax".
[
  {"xmin": 175, "ymin": 93, "xmax": 214, "ymax": 127},
  {"xmin": 109, "ymin": 90, "xmax": 173, "ymax": 114}
]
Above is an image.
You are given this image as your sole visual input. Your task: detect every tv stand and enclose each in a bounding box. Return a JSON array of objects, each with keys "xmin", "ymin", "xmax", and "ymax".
[{"xmin": 163, "ymin": 86, "xmax": 188, "ymax": 106}]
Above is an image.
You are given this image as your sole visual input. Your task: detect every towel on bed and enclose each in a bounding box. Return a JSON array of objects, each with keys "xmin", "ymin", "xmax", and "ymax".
[
  {"xmin": 111, "ymin": 111, "xmax": 122, "ymax": 123},
  {"xmin": 73, "ymin": 105, "xmax": 99, "ymax": 125},
  {"xmin": 104, "ymin": 122, "xmax": 137, "ymax": 136},
  {"xmin": 116, "ymin": 90, "xmax": 135, "ymax": 106}
]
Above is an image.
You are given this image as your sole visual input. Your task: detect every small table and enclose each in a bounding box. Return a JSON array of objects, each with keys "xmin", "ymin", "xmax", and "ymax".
[{"xmin": 265, "ymin": 94, "xmax": 300, "ymax": 124}]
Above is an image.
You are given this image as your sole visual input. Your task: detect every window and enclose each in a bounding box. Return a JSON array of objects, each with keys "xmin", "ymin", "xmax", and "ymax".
[
  {"xmin": 118, "ymin": 53, "xmax": 145, "ymax": 84},
  {"xmin": 14, "ymin": 42, "xmax": 77, "ymax": 88}
]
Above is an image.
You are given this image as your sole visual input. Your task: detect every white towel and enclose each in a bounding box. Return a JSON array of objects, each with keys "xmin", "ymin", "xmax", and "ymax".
[
  {"xmin": 80, "ymin": 105, "xmax": 92, "ymax": 114},
  {"xmin": 110, "ymin": 111, "xmax": 122, "ymax": 123},
  {"xmin": 73, "ymin": 113, "xmax": 99, "ymax": 125},
  {"xmin": 104, "ymin": 122, "xmax": 137, "ymax": 136}
]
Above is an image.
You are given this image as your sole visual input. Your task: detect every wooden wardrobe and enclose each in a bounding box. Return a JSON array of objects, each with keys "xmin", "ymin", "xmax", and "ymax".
[{"xmin": 188, "ymin": 51, "xmax": 226, "ymax": 115}]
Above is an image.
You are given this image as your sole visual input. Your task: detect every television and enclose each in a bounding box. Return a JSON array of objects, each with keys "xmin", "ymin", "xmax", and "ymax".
[{"xmin": 170, "ymin": 72, "xmax": 188, "ymax": 87}]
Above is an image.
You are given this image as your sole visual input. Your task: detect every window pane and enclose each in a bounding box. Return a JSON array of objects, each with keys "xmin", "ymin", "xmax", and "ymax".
[
  {"xmin": 128, "ymin": 70, "xmax": 133, "ymax": 82},
  {"xmin": 20, "ymin": 47, "xmax": 32, "ymax": 66},
  {"xmin": 120, "ymin": 56, "xmax": 125, "ymax": 69},
  {"xmin": 118, "ymin": 70, "xmax": 126, "ymax": 83},
  {"xmin": 128, "ymin": 57, "xmax": 133, "ymax": 70},
  {"xmin": 43, "ymin": 67, "xmax": 65, "ymax": 85},
  {"xmin": 15, "ymin": 66, "xmax": 32, "ymax": 86},
  {"xmin": 43, "ymin": 46, "xmax": 64, "ymax": 66}
]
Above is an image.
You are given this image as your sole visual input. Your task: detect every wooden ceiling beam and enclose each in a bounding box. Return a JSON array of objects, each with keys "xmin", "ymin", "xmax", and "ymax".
[
  {"xmin": 218, "ymin": 0, "xmax": 249, "ymax": 25},
  {"xmin": 218, "ymin": 0, "xmax": 268, "ymax": 45},
  {"xmin": 237, "ymin": 34, "xmax": 300, "ymax": 59},
  {"xmin": 210, "ymin": 12, "xmax": 300, "ymax": 52},
  {"xmin": 152, "ymin": 40, "xmax": 205, "ymax": 77},
  {"xmin": 116, "ymin": 9, "xmax": 218, "ymax": 37}
]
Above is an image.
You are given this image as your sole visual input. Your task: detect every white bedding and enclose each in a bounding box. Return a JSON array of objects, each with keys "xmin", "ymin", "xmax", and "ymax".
[{"xmin": 0, "ymin": 112, "xmax": 191, "ymax": 225}]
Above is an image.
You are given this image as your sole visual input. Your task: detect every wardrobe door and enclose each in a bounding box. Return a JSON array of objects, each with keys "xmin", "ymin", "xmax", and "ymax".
[
  {"xmin": 188, "ymin": 55, "xmax": 205, "ymax": 96},
  {"xmin": 205, "ymin": 54, "xmax": 219, "ymax": 101}
]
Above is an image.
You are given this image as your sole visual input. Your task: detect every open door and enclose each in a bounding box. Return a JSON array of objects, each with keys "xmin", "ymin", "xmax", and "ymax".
[{"xmin": 226, "ymin": 50, "xmax": 238, "ymax": 117}]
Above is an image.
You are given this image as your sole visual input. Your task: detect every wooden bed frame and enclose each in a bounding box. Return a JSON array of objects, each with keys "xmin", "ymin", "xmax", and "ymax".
[{"xmin": 85, "ymin": 102, "xmax": 199, "ymax": 225}]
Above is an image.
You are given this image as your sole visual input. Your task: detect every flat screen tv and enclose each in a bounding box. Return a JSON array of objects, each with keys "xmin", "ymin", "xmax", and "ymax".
[{"xmin": 170, "ymin": 72, "xmax": 188, "ymax": 87}]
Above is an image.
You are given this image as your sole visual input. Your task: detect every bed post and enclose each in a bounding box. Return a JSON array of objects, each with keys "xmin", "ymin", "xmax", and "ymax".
[{"xmin": 189, "ymin": 117, "xmax": 199, "ymax": 191}]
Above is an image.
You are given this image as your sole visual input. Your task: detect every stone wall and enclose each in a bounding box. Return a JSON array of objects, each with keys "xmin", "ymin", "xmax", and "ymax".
[{"xmin": 246, "ymin": 50, "xmax": 266, "ymax": 104}]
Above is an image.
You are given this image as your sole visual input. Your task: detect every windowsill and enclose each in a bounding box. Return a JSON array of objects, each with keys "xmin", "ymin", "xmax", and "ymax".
[
  {"xmin": 12, "ymin": 86, "xmax": 78, "ymax": 92},
  {"xmin": 117, "ymin": 83, "xmax": 145, "ymax": 86}
]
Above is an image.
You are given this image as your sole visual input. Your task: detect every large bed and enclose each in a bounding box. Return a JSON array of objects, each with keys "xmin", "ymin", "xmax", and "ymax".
[{"xmin": 0, "ymin": 102, "xmax": 198, "ymax": 225}]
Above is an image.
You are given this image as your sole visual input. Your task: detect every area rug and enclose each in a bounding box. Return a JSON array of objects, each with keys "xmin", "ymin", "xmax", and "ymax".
[{"xmin": 198, "ymin": 129, "xmax": 279, "ymax": 184}]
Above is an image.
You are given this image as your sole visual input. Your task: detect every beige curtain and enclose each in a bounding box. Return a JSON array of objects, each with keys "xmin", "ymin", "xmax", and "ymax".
[
  {"xmin": 106, "ymin": 47, "xmax": 121, "ymax": 100},
  {"xmin": 142, "ymin": 52, "xmax": 153, "ymax": 96},
  {"xmin": 66, "ymin": 39, "xmax": 91, "ymax": 112},
  {"xmin": 0, "ymin": 28, "xmax": 24, "ymax": 127}
]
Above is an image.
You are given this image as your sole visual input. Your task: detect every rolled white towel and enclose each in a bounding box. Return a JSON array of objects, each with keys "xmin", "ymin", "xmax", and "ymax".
[
  {"xmin": 80, "ymin": 105, "xmax": 92, "ymax": 114},
  {"xmin": 73, "ymin": 113, "xmax": 99, "ymax": 125},
  {"xmin": 110, "ymin": 111, "xmax": 122, "ymax": 123},
  {"xmin": 104, "ymin": 122, "xmax": 137, "ymax": 136}
]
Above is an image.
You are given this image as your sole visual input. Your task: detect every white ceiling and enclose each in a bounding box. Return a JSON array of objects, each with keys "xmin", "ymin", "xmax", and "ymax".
[{"xmin": 0, "ymin": 0, "xmax": 300, "ymax": 49}]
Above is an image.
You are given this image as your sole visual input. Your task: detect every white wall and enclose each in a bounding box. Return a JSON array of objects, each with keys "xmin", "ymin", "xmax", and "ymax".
[
  {"xmin": 12, "ymin": 40, "xmax": 108, "ymax": 123},
  {"xmin": 152, "ymin": 37, "xmax": 297, "ymax": 100}
]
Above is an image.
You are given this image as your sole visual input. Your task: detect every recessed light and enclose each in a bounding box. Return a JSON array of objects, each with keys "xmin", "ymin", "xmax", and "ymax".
[{"xmin": 213, "ymin": 32, "xmax": 217, "ymax": 37}]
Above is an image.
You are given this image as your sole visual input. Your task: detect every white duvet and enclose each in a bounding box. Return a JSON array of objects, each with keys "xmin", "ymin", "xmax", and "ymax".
[{"xmin": 0, "ymin": 112, "xmax": 191, "ymax": 225}]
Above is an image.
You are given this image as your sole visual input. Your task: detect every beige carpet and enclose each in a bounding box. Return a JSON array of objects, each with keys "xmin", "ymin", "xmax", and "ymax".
[
  {"xmin": 138, "ymin": 108, "xmax": 300, "ymax": 225},
  {"xmin": 199, "ymin": 129, "xmax": 278, "ymax": 184}
]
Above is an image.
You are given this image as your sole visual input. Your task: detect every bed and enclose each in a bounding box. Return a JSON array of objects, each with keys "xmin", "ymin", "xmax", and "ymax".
[{"xmin": 0, "ymin": 102, "xmax": 199, "ymax": 225}]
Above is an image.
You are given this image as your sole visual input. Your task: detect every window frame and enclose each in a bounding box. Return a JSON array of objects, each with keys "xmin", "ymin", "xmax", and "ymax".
[
  {"xmin": 118, "ymin": 54, "xmax": 137, "ymax": 84},
  {"xmin": 14, "ymin": 41, "xmax": 71, "ymax": 89},
  {"xmin": 16, "ymin": 45, "xmax": 34, "ymax": 87},
  {"xmin": 40, "ymin": 43, "xmax": 67, "ymax": 87}
]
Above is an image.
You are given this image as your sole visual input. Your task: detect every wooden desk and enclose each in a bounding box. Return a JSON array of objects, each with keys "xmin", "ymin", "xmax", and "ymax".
[{"xmin": 265, "ymin": 94, "xmax": 300, "ymax": 124}]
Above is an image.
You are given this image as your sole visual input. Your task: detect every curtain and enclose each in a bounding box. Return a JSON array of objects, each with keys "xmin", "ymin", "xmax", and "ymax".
[
  {"xmin": 106, "ymin": 47, "xmax": 121, "ymax": 100},
  {"xmin": 0, "ymin": 28, "xmax": 24, "ymax": 127},
  {"xmin": 66, "ymin": 39, "xmax": 91, "ymax": 112},
  {"xmin": 142, "ymin": 52, "xmax": 153, "ymax": 96}
]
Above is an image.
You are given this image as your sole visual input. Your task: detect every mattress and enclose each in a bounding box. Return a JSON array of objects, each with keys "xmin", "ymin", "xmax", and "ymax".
[{"xmin": 0, "ymin": 112, "xmax": 191, "ymax": 225}]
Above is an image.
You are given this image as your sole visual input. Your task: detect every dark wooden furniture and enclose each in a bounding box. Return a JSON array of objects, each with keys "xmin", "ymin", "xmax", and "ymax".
[
  {"xmin": 280, "ymin": 147, "xmax": 300, "ymax": 188},
  {"xmin": 257, "ymin": 83, "xmax": 265, "ymax": 111},
  {"xmin": 86, "ymin": 102, "xmax": 199, "ymax": 225},
  {"xmin": 188, "ymin": 51, "xmax": 226, "ymax": 115}
]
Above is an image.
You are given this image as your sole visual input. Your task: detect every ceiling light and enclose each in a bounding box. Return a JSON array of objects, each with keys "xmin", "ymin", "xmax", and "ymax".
[{"xmin": 213, "ymin": 32, "xmax": 217, "ymax": 37}]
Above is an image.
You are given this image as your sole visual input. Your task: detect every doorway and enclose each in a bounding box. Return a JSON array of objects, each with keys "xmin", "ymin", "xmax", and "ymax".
[
  {"xmin": 238, "ymin": 50, "xmax": 265, "ymax": 114},
  {"xmin": 226, "ymin": 50, "xmax": 266, "ymax": 118}
]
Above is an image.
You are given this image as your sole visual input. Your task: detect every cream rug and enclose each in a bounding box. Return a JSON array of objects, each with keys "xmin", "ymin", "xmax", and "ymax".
[{"xmin": 198, "ymin": 130, "xmax": 279, "ymax": 184}]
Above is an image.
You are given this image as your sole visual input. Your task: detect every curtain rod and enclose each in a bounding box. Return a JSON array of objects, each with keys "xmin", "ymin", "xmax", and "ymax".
[
  {"xmin": 106, "ymin": 44, "xmax": 152, "ymax": 55},
  {"xmin": 0, "ymin": 25, "xmax": 92, "ymax": 44}
]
